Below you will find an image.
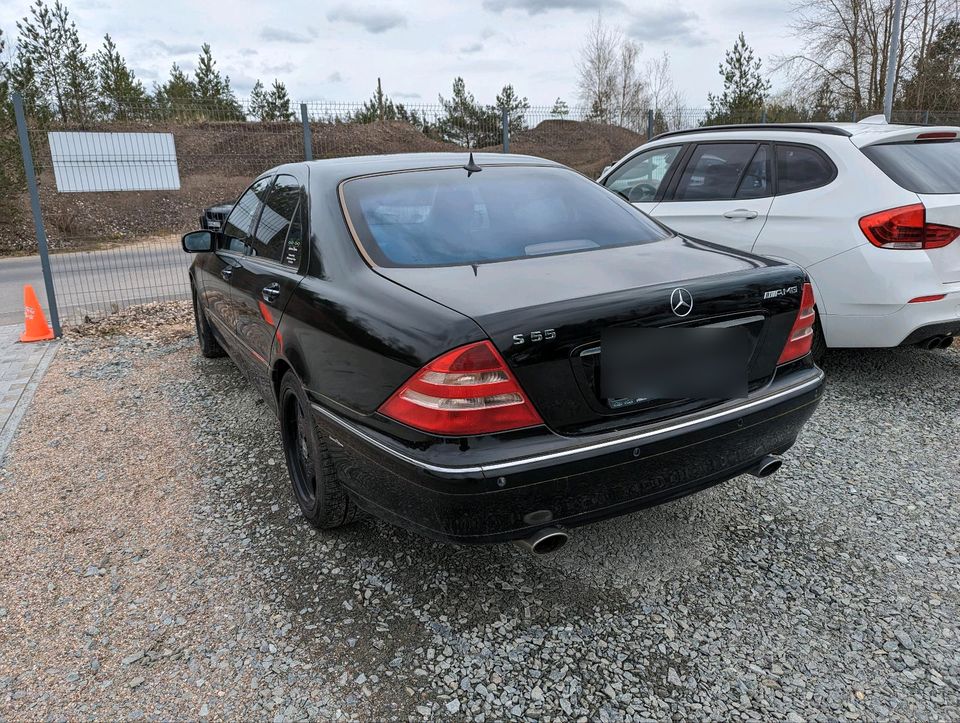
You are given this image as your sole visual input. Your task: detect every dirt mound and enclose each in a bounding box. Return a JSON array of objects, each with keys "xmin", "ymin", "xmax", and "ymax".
[{"xmin": 504, "ymin": 119, "xmax": 644, "ymax": 177}]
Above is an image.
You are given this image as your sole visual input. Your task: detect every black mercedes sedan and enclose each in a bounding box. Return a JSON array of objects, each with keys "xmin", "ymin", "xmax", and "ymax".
[{"xmin": 182, "ymin": 153, "xmax": 824, "ymax": 553}]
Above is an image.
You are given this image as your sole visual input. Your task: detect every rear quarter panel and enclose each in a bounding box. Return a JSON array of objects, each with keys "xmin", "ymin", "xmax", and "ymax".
[
  {"xmin": 755, "ymin": 136, "xmax": 920, "ymax": 314},
  {"xmin": 276, "ymin": 268, "xmax": 486, "ymax": 418}
]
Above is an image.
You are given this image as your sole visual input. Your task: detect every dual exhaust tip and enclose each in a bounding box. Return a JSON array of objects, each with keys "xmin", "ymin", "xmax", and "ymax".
[
  {"xmin": 919, "ymin": 335, "xmax": 955, "ymax": 350},
  {"xmin": 513, "ymin": 454, "xmax": 784, "ymax": 555}
]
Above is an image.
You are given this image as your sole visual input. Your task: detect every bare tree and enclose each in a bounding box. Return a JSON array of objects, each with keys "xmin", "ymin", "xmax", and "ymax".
[
  {"xmin": 615, "ymin": 39, "xmax": 647, "ymax": 129},
  {"xmin": 645, "ymin": 52, "xmax": 686, "ymax": 128},
  {"xmin": 780, "ymin": 0, "xmax": 959, "ymax": 112},
  {"xmin": 576, "ymin": 14, "xmax": 621, "ymax": 123}
]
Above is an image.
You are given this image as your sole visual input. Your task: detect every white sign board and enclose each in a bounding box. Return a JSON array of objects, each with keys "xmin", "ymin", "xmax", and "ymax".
[{"xmin": 48, "ymin": 131, "xmax": 181, "ymax": 192}]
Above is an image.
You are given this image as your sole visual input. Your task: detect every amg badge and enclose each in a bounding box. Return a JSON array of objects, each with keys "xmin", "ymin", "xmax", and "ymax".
[{"xmin": 763, "ymin": 285, "xmax": 799, "ymax": 300}]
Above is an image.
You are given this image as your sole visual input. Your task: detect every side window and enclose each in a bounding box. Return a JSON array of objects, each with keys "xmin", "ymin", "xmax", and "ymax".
[
  {"xmin": 674, "ymin": 143, "xmax": 758, "ymax": 201},
  {"xmin": 249, "ymin": 175, "xmax": 302, "ymax": 263},
  {"xmin": 604, "ymin": 146, "xmax": 682, "ymax": 202},
  {"xmin": 221, "ymin": 176, "xmax": 271, "ymax": 253},
  {"xmin": 776, "ymin": 145, "xmax": 835, "ymax": 194},
  {"xmin": 735, "ymin": 144, "xmax": 772, "ymax": 199}
]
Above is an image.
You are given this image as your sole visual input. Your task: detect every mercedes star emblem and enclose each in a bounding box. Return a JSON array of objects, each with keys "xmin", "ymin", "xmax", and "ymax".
[{"xmin": 670, "ymin": 287, "xmax": 693, "ymax": 317}]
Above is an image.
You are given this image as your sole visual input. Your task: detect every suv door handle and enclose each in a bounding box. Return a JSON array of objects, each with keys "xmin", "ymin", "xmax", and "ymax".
[
  {"xmin": 722, "ymin": 208, "xmax": 759, "ymax": 220},
  {"xmin": 220, "ymin": 267, "xmax": 233, "ymax": 280},
  {"xmin": 261, "ymin": 283, "xmax": 281, "ymax": 302}
]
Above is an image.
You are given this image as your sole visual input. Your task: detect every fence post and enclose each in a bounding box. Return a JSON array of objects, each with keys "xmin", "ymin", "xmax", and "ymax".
[
  {"xmin": 301, "ymin": 103, "xmax": 313, "ymax": 161},
  {"xmin": 761, "ymin": 108, "xmax": 767, "ymax": 124},
  {"xmin": 852, "ymin": 108, "xmax": 858, "ymax": 123},
  {"xmin": 647, "ymin": 109, "xmax": 654, "ymax": 141},
  {"xmin": 12, "ymin": 91, "xmax": 61, "ymax": 338},
  {"xmin": 501, "ymin": 108, "xmax": 509, "ymax": 153},
  {"xmin": 923, "ymin": 109, "xmax": 930, "ymax": 124}
]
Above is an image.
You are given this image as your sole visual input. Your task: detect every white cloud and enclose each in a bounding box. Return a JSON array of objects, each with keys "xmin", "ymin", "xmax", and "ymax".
[{"xmin": 326, "ymin": 6, "xmax": 407, "ymax": 33}]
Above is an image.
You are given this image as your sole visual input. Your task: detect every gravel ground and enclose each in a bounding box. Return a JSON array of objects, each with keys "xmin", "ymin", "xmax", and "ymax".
[{"xmin": 0, "ymin": 303, "xmax": 957, "ymax": 721}]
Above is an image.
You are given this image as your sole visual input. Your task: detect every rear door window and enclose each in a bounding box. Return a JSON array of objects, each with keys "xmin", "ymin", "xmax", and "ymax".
[
  {"xmin": 673, "ymin": 143, "xmax": 758, "ymax": 201},
  {"xmin": 250, "ymin": 174, "xmax": 301, "ymax": 263},
  {"xmin": 603, "ymin": 146, "xmax": 682, "ymax": 202},
  {"xmin": 340, "ymin": 165, "xmax": 670, "ymax": 267},
  {"xmin": 861, "ymin": 141, "xmax": 960, "ymax": 194},
  {"xmin": 222, "ymin": 176, "xmax": 272, "ymax": 253},
  {"xmin": 775, "ymin": 145, "xmax": 835, "ymax": 194}
]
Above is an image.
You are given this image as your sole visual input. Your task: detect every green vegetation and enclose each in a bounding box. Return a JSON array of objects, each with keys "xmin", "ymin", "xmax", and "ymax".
[{"xmin": 704, "ymin": 33, "xmax": 770, "ymax": 125}]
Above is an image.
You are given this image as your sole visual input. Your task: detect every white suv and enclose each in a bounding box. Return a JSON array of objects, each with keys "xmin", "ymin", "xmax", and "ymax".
[{"xmin": 598, "ymin": 118, "xmax": 960, "ymax": 353}]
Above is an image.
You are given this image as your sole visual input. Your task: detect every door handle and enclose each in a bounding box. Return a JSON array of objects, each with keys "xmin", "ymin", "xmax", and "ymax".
[
  {"xmin": 261, "ymin": 283, "xmax": 281, "ymax": 302},
  {"xmin": 220, "ymin": 267, "xmax": 233, "ymax": 280},
  {"xmin": 722, "ymin": 208, "xmax": 759, "ymax": 220}
]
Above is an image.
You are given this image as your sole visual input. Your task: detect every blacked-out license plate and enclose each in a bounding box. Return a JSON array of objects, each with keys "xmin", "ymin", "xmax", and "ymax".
[{"xmin": 601, "ymin": 327, "xmax": 749, "ymax": 401}]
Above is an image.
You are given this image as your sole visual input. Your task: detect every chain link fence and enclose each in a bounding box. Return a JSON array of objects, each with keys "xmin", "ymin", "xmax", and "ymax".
[{"xmin": 7, "ymin": 98, "xmax": 960, "ymax": 325}]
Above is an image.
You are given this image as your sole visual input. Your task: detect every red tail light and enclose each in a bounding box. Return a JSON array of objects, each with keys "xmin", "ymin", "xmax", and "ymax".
[
  {"xmin": 859, "ymin": 204, "xmax": 960, "ymax": 249},
  {"xmin": 778, "ymin": 283, "xmax": 816, "ymax": 365},
  {"xmin": 378, "ymin": 341, "xmax": 543, "ymax": 435}
]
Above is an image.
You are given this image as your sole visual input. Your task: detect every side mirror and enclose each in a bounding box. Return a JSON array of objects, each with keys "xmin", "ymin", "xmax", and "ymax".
[
  {"xmin": 182, "ymin": 230, "xmax": 214, "ymax": 253},
  {"xmin": 599, "ymin": 164, "xmax": 613, "ymax": 181}
]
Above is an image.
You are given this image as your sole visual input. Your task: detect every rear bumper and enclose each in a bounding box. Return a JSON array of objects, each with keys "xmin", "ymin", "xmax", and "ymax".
[
  {"xmin": 821, "ymin": 291, "xmax": 960, "ymax": 347},
  {"xmin": 313, "ymin": 368, "xmax": 824, "ymax": 544}
]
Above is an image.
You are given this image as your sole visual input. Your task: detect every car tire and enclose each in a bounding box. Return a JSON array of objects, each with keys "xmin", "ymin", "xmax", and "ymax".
[
  {"xmin": 192, "ymin": 287, "xmax": 225, "ymax": 359},
  {"xmin": 811, "ymin": 310, "xmax": 827, "ymax": 365},
  {"xmin": 278, "ymin": 371, "xmax": 358, "ymax": 530}
]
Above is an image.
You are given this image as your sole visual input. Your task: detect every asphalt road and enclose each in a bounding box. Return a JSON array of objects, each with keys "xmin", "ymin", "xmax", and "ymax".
[{"xmin": 0, "ymin": 240, "xmax": 192, "ymax": 326}]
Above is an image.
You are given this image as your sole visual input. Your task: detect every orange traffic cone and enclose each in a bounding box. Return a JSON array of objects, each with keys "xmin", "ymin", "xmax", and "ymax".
[{"xmin": 20, "ymin": 284, "xmax": 54, "ymax": 343}]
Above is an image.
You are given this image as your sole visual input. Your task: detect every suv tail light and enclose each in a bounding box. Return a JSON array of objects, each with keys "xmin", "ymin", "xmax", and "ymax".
[
  {"xmin": 859, "ymin": 204, "xmax": 960, "ymax": 249},
  {"xmin": 379, "ymin": 341, "xmax": 543, "ymax": 435},
  {"xmin": 778, "ymin": 283, "xmax": 816, "ymax": 365}
]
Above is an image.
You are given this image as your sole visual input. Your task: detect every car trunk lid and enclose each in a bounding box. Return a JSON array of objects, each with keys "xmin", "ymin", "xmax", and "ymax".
[{"xmin": 375, "ymin": 238, "xmax": 806, "ymax": 435}]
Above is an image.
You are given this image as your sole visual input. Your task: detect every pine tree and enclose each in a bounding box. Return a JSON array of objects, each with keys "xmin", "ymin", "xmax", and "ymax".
[
  {"xmin": 95, "ymin": 34, "xmax": 146, "ymax": 120},
  {"xmin": 351, "ymin": 78, "xmax": 397, "ymax": 123},
  {"xmin": 153, "ymin": 63, "xmax": 197, "ymax": 119},
  {"xmin": 61, "ymin": 21, "xmax": 98, "ymax": 124},
  {"xmin": 0, "ymin": 26, "xmax": 25, "ymax": 220},
  {"xmin": 194, "ymin": 44, "xmax": 243, "ymax": 120},
  {"xmin": 900, "ymin": 20, "xmax": 960, "ymax": 113},
  {"xmin": 551, "ymin": 97, "xmax": 570, "ymax": 119},
  {"xmin": 495, "ymin": 84, "xmax": 529, "ymax": 135},
  {"xmin": 705, "ymin": 33, "xmax": 770, "ymax": 125},
  {"xmin": 265, "ymin": 79, "xmax": 292, "ymax": 121},
  {"xmin": 350, "ymin": 78, "xmax": 425, "ymax": 128},
  {"xmin": 437, "ymin": 77, "xmax": 499, "ymax": 147},
  {"xmin": 8, "ymin": 51, "xmax": 47, "ymax": 123},
  {"xmin": 15, "ymin": 0, "xmax": 70, "ymax": 121},
  {"xmin": 249, "ymin": 80, "xmax": 268, "ymax": 120}
]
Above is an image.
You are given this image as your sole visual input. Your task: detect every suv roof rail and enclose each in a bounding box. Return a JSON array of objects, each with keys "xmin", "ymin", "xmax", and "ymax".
[{"xmin": 651, "ymin": 123, "xmax": 853, "ymax": 141}]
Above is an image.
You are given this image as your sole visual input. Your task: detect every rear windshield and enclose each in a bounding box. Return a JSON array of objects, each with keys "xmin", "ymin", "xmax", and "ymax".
[
  {"xmin": 340, "ymin": 165, "xmax": 670, "ymax": 267},
  {"xmin": 862, "ymin": 141, "xmax": 960, "ymax": 194}
]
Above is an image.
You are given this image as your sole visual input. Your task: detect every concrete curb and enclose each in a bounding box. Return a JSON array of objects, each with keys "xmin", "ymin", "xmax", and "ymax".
[{"xmin": 0, "ymin": 339, "xmax": 59, "ymax": 464}]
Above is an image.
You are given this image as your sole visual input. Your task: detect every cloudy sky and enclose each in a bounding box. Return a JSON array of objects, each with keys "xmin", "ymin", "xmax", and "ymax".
[{"xmin": 0, "ymin": 0, "xmax": 800, "ymax": 108}]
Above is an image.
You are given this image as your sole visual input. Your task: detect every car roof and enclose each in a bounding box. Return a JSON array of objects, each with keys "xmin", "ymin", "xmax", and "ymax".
[
  {"xmin": 649, "ymin": 118, "xmax": 960, "ymax": 148},
  {"xmin": 271, "ymin": 152, "xmax": 563, "ymax": 185}
]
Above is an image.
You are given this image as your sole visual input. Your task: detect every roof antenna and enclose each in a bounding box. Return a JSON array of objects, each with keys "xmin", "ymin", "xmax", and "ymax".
[{"xmin": 464, "ymin": 152, "xmax": 482, "ymax": 177}]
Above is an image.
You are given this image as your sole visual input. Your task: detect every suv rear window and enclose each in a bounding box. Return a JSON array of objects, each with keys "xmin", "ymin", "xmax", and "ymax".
[
  {"xmin": 341, "ymin": 166, "xmax": 670, "ymax": 267},
  {"xmin": 862, "ymin": 141, "xmax": 960, "ymax": 194}
]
